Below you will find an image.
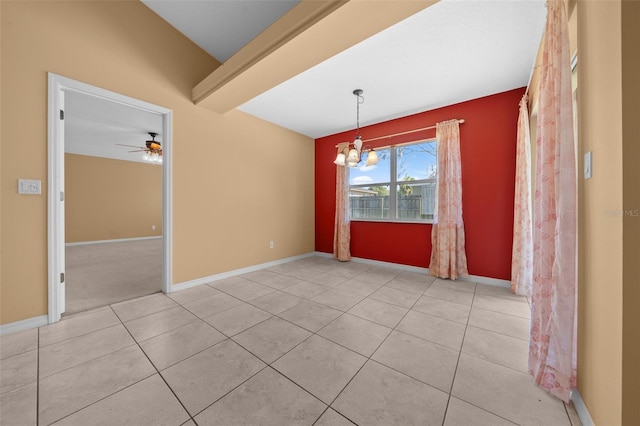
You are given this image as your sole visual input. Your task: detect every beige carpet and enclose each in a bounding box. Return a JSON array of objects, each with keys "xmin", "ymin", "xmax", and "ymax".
[{"xmin": 65, "ymin": 238, "xmax": 162, "ymax": 315}]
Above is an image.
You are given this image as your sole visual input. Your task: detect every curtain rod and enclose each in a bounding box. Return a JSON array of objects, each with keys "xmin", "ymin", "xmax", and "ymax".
[{"xmin": 335, "ymin": 118, "xmax": 465, "ymax": 147}]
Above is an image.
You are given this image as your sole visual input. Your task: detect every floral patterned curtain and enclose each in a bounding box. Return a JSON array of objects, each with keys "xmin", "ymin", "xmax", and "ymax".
[
  {"xmin": 529, "ymin": 0, "xmax": 577, "ymax": 403},
  {"xmin": 333, "ymin": 142, "xmax": 351, "ymax": 261},
  {"xmin": 511, "ymin": 94, "xmax": 534, "ymax": 297},
  {"xmin": 429, "ymin": 120, "xmax": 468, "ymax": 280}
]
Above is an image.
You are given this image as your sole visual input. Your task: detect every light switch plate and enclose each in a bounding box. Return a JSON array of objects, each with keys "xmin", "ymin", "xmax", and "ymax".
[
  {"xmin": 18, "ymin": 179, "xmax": 42, "ymax": 195},
  {"xmin": 584, "ymin": 152, "xmax": 592, "ymax": 179}
]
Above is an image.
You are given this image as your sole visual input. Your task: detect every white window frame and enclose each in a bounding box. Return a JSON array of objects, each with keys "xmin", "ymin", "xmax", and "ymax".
[{"xmin": 349, "ymin": 138, "xmax": 437, "ymax": 224}]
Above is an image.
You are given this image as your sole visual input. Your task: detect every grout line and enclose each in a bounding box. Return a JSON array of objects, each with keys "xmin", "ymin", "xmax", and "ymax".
[
  {"xmin": 39, "ymin": 316, "xmax": 120, "ymax": 349},
  {"xmin": 113, "ymin": 295, "xmax": 180, "ymax": 323},
  {"xmin": 311, "ymin": 407, "xmax": 331, "ymax": 426},
  {"xmin": 202, "ymin": 276, "xmax": 369, "ymax": 419},
  {"xmin": 47, "ymin": 374, "xmax": 156, "ymax": 425},
  {"xmin": 178, "ymin": 291, "xmax": 274, "ymax": 335},
  {"xmin": 308, "ymin": 280, "xmax": 430, "ymax": 422},
  {"xmin": 463, "ymin": 322, "xmax": 530, "ymax": 342},
  {"xmin": 440, "ymin": 286, "xmax": 476, "ymax": 426},
  {"xmin": 112, "ymin": 305, "xmax": 197, "ymax": 426},
  {"xmin": 188, "ymin": 365, "xmax": 270, "ymax": 419},
  {"xmin": 187, "ymin": 260, "xmax": 418, "ymax": 423},
  {"xmin": 37, "ymin": 327, "xmax": 137, "ymax": 380},
  {"xmin": 40, "ymin": 307, "xmax": 158, "ymax": 425},
  {"xmin": 204, "ymin": 286, "xmax": 350, "ymax": 405},
  {"xmin": 460, "ymin": 351, "xmax": 533, "ymax": 376},
  {"xmin": 138, "ymin": 293, "xmax": 306, "ymax": 421},
  {"xmin": 421, "ymin": 293, "xmax": 476, "ymax": 309},
  {"xmin": 449, "ymin": 396, "xmax": 519, "ymax": 425},
  {"xmin": 132, "ymin": 303, "xmax": 234, "ymax": 369},
  {"xmin": 38, "ymin": 322, "xmax": 117, "ymax": 349},
  {"xmin": 309, "ymin": 403, "xmax": 358, "ymax": 426},
  {"xmin": 63, "ymin": 289, "xmax": 163, "ymax": 320},
  {"xmin": 184, "ymin": 258, "xmax": 378, "ymax": 421},
  {"xmin": 563, "ymin": 400, "xmax": 576, "ymax": 426}
]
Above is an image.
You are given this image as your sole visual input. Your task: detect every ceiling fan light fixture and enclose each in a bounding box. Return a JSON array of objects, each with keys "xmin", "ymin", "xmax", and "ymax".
[{"xmin": 119, "ymin": 132, "xmax": 162, "ymax": 164}]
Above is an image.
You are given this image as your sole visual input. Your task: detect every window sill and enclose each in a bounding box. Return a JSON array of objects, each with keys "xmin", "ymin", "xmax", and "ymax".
[{"xmin": 350, "ymin": 219, "xmax": 434, "ymax": 225}]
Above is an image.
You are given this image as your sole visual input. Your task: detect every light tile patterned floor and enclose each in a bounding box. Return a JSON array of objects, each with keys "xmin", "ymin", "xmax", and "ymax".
[{"xmin": 0, "ymin": 256, "xmax": 581, "ymax": 426}]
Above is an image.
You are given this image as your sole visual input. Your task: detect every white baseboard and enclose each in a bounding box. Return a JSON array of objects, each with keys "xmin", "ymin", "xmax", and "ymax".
[
  {"xmin": 314, "ymin": 251, "xmax": 511, "ymax": 288},
  {"xmin": 0, "ymin": 315, "xmax": 48, "ymax": 336},
  {"xmin": 313, "ymin": 251, "xmax": 334, "ymax": 259},
  {"xmin": 314, "ymin": 251, "xmax": 428, "ymax": 273},
  {"xmin": 171, "ymin": 253, "xmax": 315, "ymax": 292},
  {"xmin": 465, "ymin": 274, "xmax": 511, "ymax": 288},
  {"xmin": 66, "ymin": 236, "xmax": 162, "ymax": 247},
  {"xmin": 571, "ymin": 388, "xmax": 595, "ymax": 426}
]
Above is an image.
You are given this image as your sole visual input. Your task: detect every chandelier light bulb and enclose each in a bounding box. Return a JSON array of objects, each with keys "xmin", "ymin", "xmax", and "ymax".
[{"xmin": 365, "ymin": 149, "xmax": 379, "ymax": 166}]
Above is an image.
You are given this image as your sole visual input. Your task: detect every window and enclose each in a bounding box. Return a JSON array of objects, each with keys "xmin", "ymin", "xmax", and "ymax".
[{"xmin": 349, "ymin": 140, "xmax": 437, "ymax": 222}]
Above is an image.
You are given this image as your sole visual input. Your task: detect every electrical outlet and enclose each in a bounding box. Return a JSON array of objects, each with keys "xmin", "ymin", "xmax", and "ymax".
[
  {"xmin": 152, "ymin": 225, "xmax": 156, "ymax": 230},
  {"xmin": 269, "ymin": 241, "xmax": 274, "ymax": 249}
]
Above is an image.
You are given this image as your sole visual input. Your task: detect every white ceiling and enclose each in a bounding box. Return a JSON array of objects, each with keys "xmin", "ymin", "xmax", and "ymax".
[
  {"xmin": 68, "ymin": 0, "xmax": 546, "ymax": 160},
  {"xmin": 64, "ymin": 90, "xmax": 163, "ymax": 164},
  {"xmin": 237, "ymin": 0, "xmax": 547, "ymax": 138}
]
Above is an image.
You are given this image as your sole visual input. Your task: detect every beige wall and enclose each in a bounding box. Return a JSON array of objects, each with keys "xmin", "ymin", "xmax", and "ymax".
[
  {"xmin": 577, "ymin": 1, "xmax": 624, "ymax": 423},
  {"xmin": 576, "ymin": 1, "xmax": 640, "ymax": 424},
  {"xmin": 0, "ymin": 1, "xmax": 315, "ymax": 324},
  {"xmin": 621, "ymin": 1, "xmax": 640, "ymax": 423},
  {"xmin": 65, "ymin": 154, "xmax": 162, "ymax": 243}
]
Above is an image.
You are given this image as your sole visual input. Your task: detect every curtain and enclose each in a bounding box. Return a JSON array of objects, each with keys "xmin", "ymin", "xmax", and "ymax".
[
  {"xmin": 529, "ymin": 0, "xmax": 577, "ymax": 403},
  {"xmin": 333, "ymin": 142, "xmax": 351, "ymax": 261},
  {"xmin": 511, "ymin": 94, "xmax": 534, "ymax": 297},
  {"xmin": 429, "ymin": 120, "xmax": 468, "ymax": 280}
]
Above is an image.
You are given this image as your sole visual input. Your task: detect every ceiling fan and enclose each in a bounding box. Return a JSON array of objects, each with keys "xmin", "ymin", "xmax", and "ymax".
[{"xmin": 117, "ymin": 132, "xmax": 162, "ymax": 162}]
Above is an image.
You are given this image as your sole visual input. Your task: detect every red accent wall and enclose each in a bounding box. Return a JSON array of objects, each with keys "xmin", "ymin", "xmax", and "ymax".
[{"xmin": 315, "ymin": 88, "xmax": 524, "ymax": 280}]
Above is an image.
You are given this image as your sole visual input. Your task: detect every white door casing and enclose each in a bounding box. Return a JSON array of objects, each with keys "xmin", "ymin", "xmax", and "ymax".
[{"xmin": 47, "ymin": 73, "xmax": 173, "ymax": 324}]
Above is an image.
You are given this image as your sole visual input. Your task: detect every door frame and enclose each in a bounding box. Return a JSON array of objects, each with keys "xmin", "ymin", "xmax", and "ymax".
[{"xmin": 47, "ymin": 73, "xmax": 173, "ymax": 324}]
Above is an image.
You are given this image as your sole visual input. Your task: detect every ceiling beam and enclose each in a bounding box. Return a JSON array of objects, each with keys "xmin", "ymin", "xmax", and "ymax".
[{"xmin": 192, "ymin": 0, "xmax": 437, "ymax": 114}]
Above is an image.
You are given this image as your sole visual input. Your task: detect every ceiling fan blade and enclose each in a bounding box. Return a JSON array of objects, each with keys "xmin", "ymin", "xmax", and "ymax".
[
  {"xmin": 128, "ymin": 149, "xmax": 148, "ymax": 153},
  {"xmin": 117, "ymin": 144, "xmax": 145, "ymax": 149}
]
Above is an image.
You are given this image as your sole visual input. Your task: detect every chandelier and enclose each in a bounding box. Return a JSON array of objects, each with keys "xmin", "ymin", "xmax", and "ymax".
[{"xmin": 334, "ymin": 89, "xmax": 379, "ymax": 167}]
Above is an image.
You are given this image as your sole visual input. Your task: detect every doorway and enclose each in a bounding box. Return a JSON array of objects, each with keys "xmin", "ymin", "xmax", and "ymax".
[{"xmin": 47, "ymin": 73, "xmax": 173, "ymax": 324}]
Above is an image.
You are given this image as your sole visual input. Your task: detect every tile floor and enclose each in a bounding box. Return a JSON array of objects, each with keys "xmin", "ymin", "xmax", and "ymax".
[{"xmin": 0, "ymin": 256, "xmax": 581, "ymax": 426}]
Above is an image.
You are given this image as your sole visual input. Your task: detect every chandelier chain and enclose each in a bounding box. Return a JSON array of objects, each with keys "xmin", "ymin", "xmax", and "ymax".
[{"xmin": 354, "ymin": 89, "xmax": 364, "ymax": 135}]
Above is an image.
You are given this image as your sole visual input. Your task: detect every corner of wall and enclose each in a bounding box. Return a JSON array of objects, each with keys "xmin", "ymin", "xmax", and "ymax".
[{"xmin": 571, "ymin": 389, "xmax": 595, "ymax": 426}]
